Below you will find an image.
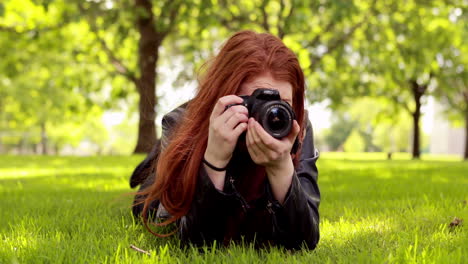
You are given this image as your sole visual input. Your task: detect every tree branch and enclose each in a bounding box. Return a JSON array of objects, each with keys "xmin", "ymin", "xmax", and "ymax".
[
  {"xmin": 391, "ymin": 95, "xmax": 412, "ymax": 114},
  {"xmin": 308, "ymin": 20, "xmax": 337, "ymax": 49},
  {"xmin": 310, "ymin": 17, "xmax": 367, "ymax": 70},
  {"xmin": 309, "ymin": 0, "xmax": 377, "ymax": 70},
  {"xmin": 260, "ymin": 0, "xmax": 270, "ymax": 32},
  {"xmin": 277, "ymin": 0, "xmax": 294, "ymax": 39},
  {"xmin": 129, "ymin": 244, "xmax": 151, "ymax": 256},
  {"xmin": 213, "ymin": 0, "xmax": 251, "ymax": 31},
  {"xmin": 0, "ymin": 25, "xmax": 19, "ymax": 33},
  {"xmin": 78, "ymin": 4, "xmax": 137, "ymax": 84},
  {"xmin": 0, "ymin": 21, "xmax": 69, "ymax": 34},
  {"xmin": 439, "ymin": 77, "xmax": 466, "ymax": 115},
  {"xmin": 157, "ymin": 0, "xmax": 182, "ymax": 39}
]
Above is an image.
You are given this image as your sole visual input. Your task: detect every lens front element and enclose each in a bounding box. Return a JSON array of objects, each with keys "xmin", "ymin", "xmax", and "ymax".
[{"xmin": 260, "ymin": 102, "xmax": 293, "ymax": 138}]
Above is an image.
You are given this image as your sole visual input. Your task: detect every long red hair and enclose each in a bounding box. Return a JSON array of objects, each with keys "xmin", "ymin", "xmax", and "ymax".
[{"xmin": 141, "ymin": 30, "xmax": 306, "ymax": 235}]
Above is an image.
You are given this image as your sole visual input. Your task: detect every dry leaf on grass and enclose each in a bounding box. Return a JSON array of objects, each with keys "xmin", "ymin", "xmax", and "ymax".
[{"xmin": 449, "ymin": 217, "xmax": 463, "ymax": 228}]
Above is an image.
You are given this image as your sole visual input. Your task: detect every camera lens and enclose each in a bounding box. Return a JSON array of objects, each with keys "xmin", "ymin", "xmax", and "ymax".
[
  {"xmin": 259, "ymin": 103, "xmax": 293, "ymax": 138},
  {"xmin": 267, "ymin": 107, "xmax": 289, "ymax": 132}
]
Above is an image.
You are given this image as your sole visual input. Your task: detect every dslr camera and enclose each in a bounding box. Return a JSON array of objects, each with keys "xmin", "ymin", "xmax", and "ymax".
[{"xmin": 229, "ymin": 88, "xmax": 295, "ymax": 139}]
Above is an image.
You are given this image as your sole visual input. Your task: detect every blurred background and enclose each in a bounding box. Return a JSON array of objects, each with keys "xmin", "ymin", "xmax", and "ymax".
[{"xmin": 0, "ymin": 0, "xmax": 466, "ymax": 159}]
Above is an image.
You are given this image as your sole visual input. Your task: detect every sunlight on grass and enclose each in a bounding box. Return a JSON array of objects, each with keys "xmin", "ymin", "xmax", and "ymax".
[
  {"xmin": 0, "ymin": 153, "xmax": 466, "ymax": 263},
  {"xmin": 0, "ymin": 167, "xmax": 131, "ymax": 179},
  {"xmin": 321, "ymin": 152, "xmax": 462, "ymax": 161},
  {"xmin": 320, "ymin": 217, "xmax": 395, "ymax": 244}
]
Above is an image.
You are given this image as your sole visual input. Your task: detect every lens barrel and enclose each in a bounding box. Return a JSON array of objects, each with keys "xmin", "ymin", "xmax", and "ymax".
[{"xmin": 257, "ymin": 102, "xmax": 294, "ymax": 138}]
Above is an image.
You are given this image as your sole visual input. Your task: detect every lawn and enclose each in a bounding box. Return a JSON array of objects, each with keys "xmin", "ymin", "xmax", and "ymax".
[{"xmin": 0, "ymin": 154, "xmax": 466, "ymax": 263}]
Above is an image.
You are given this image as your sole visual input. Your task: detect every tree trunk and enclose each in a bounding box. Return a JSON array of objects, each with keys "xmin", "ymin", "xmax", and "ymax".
[
  {"xmin": 412, "ymin": 110, "xmax": 420, "ymax": 159},
  {"xmin": 133, "ymin": 0, "xmax": 160, "ymax": 154},
  {"xmin": 410, "ymin": 80, "xmax": 426, "ymax": 160},
  {"xmin": 40, "ymin": 122, "xmax": 48, "ymax": 155}
]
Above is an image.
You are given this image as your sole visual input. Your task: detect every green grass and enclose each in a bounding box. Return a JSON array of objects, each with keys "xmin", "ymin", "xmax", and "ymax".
[{"xmin": 0, "ymin": 154, "xmax": 466, "ymax": 263}]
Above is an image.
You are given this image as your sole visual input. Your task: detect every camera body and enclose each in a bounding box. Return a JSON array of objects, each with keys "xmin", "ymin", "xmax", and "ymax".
[{"xmin": 231, "ymin": 88, "xmax": 295, "ymax": 139}]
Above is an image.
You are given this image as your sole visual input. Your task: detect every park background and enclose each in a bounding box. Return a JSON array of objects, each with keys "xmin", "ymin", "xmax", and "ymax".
[{"xmin": 0, "ymin": 0, "xmax": 467, "ymax": 263}]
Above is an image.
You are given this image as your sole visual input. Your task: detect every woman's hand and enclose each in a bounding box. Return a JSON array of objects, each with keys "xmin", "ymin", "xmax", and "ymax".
[
  {"xmin": 204, "ymin": 95, "xmax": 249, "ymax": 170},
  {"xmin": 246, "ymin": 117, "xmax": 300, "ymax": 169},
  {"xmin": 246, "ymin": 117, "xmax": 300, "ymax": 203}
]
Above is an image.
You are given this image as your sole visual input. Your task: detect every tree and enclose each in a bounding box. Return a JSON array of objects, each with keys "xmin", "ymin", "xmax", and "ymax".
[
  {"xmin": 324, "ymin": 97, "xmax": 412, "ymax": 153},
  {"xmin": 348, "ymin": 0, "xmax": 462, "ymax": 158},
  {"xmin": 0, "ymin": 0, "xmax": 107, "ymax": 154},
  {"xmin": 77, "ymin": 0, "xmax": 185, "ymax": 153},
  {"xmin": 435, "ymin": 5, "xmax": 468, "ymax": 159},
  {"xmin": 166, "ymin": 0, "xmax": 378, "ymax": 102}
]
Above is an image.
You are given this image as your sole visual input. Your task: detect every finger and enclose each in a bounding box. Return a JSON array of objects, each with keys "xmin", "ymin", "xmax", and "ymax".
[
  {"xmin": 246, "ymin": 126, "xmax": 262, "ymax": 162},
  {"xmin": 249, "ymin": 118, "xmax": 261, "ymax": 144},
  {"xmin": 212, "ymin": 105, "xmax": 247, "ymax": 131},
  {"xmin": 284, "ymin": 120, "xmax": 300, "ymax": 144},
  {"xmin": 246, "ymin": 119, "xmax": 261, "ymax": 154},
  {"xmin": 253, "ymin": 120, "xmax": 281, "ymax": 151},
  {"xmin": 232, "ymin": 122, "xmax": 248, "ymax": 138},
  {"xmin": 248, "ymin": 143, "xmax": 263, "ymax": 163},
  {"xmin": 246, "ymin": 118, "xmax": 256, "ymax": 147},
  {"xmin": 210, "ymin": 95, "xmax": 244, "ymax": 120},
  {"xmin": 250, "ymin": 119, "xmax": 272, "ymax": 154},
  {"xmin": 224, "ymin": 106, "xmax": 249, "ymax": 129}
]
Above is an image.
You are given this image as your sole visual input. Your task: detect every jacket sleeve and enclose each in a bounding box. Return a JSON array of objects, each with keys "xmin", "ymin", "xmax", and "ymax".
[
  {"xmin": 154, "ymin": 104, "xmax": 235, "ymax": 245},
  {"xmin": 178, "ymin": 167, "xmax": 237, "ymax": 246},
  {"xmin": 267, "ymin": 118, "xmax": 320, "ymax": 249}
]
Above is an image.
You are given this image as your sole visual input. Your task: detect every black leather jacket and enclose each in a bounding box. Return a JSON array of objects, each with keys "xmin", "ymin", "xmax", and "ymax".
[{"xmin": 131, "ymin": 104, "xmax": 320, "ymax": 250}]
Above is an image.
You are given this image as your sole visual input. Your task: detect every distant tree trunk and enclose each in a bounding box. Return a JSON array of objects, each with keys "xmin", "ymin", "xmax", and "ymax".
[
  {"xmin": 133, "ymin": 0, "xmax": 160, "ymax": 154},
  {"xmin": 410, "ymin": 80, "xmax": 426, "ymax": 159},
  {"xmin": 409, "ymin": 78, "xmax": 433, "ymax": 159},
  {"xmin": 19, "ymin": 138, "xmax": 26, "ymax": 155},
  {"xmin": 464, "ymin": 108, "xmax": 468, "ymax": 160},
  {"xmin": 34, "ymin": 143, "xmax": 40, "ymax": 154},
  {"xmin": 40, "ymin": 122, "xmax": 48, "ymax": 155},
  {"xmin": 411, "ymin": 110, "xmax": 421, "ymax": 159}
]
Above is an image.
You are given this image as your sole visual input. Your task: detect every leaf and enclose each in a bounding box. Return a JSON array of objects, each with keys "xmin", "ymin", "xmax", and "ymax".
[
  {"xmin": 449, "ymin": 217, "xmax": 463, "ymax": 228},
  {"xmin": 0, "ymin": 3, "xmax": 4, "ymax": 17}
]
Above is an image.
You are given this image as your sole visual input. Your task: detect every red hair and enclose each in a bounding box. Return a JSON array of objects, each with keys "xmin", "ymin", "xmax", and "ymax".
[{"xmin": 141, "ymin": 30, "xmax": 306, "ymax": 235}]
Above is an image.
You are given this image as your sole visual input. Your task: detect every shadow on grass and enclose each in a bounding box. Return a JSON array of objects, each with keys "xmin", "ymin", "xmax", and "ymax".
[{"xmin": 0, "ymin": 155, "xmax": 144, "ymax": 169}]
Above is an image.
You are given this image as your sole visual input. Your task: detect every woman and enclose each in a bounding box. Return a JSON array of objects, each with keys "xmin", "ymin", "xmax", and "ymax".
[{"xmin": 131, "ymin": 30, "xmax": 320, "ymax": 250}]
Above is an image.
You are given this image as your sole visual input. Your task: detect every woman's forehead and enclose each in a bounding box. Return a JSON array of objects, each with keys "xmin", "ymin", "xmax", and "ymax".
[{"xmin": 239, "ymin": 74, "xmax": 293, "ymax": 103}]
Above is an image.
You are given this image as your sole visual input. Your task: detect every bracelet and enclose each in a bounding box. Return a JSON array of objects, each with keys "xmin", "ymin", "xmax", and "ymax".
[{"xmin": 202, "ymin": 158, "xmax": 228, "ymax": 171}]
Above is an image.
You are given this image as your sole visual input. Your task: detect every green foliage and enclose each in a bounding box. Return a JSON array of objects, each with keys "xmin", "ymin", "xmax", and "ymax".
[
  {"xmin": 323, "ymin": 113, "xmax": 356, "ymax": 151},
  {"xmin": 347, "ymin": 0, "xmax": 465, "ymax": 111},
  {"xmin": 343, "ymin": 130, "xmax": 365, "ymax": 152},
  {"xmin": 434, "ymin": 5, "xmax": 468, "ymax": 124},
  {"xmin": 324, "ymin": 97, "xmax": 416, "ymax": 152},
  {"xmin": 373, "ymin": 119, "xmax": 412, "ymax": 153},
  {"xmin": 0, "ymin": 0, "xmax": 134, "ymax": 153},
  {"xmin": 1, "ymin": 0, "xmax": 467, "ymax": 155},
  {"xmin": 0, "ymin": 155, "xmax": 466, "ymax": 263},
  {"xmin": 0, "ymin": 3, "xmax": 4, "ymax": 17}
]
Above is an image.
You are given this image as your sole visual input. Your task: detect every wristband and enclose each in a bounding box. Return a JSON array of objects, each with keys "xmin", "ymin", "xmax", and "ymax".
[{"xmin": 202, "ymin": 158, "xmax": 228, "ymax": 171}]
